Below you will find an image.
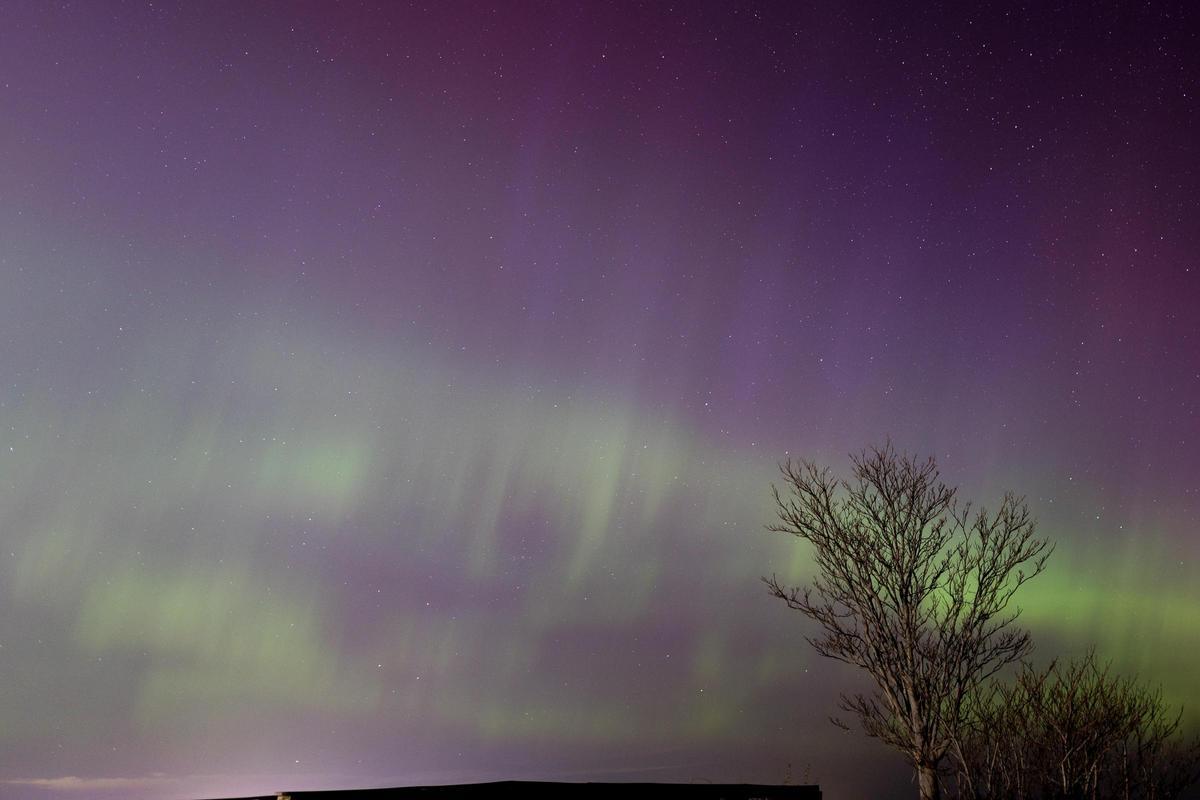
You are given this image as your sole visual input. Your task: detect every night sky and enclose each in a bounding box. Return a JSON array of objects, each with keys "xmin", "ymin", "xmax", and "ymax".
[{"xmin": 1, "ymin": 2, "xmax": 1198, "ymax": 798}]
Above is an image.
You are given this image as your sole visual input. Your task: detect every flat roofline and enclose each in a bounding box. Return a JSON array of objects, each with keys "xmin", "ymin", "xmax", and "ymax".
[{"xmin": 205, "ymin": 781, "xmax": 821, "ymax": 800}]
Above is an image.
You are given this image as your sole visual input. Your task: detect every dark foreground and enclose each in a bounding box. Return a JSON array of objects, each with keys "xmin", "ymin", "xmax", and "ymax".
[{"xmin": 213, "ymin": 780, "xmax": 821, "ymax": 800}]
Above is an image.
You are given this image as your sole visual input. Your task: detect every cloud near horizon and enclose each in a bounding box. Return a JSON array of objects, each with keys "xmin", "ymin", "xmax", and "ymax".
[{"xmin": 3, "ymin": 774, "xmax": 179, "ymax": 792}]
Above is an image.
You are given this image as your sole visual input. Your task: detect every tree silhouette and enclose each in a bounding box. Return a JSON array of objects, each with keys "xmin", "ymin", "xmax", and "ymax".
[
  {"xmin": 949, "ymin": 650, "xmax": 1200, "ymax": 799},
  {"xmin": 765, "ymin": 442, "xmax": 1052, "ymax": 800}
]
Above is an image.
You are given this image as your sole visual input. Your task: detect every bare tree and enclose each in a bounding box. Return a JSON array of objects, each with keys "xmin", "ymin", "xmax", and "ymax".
[
  {"xmin": 949, "ymin": 650, "xmax": 1200, "ymax": 800},
  {"xmin": 765, "ymin": 442, "xmax": 1052, "ymax": 800}
]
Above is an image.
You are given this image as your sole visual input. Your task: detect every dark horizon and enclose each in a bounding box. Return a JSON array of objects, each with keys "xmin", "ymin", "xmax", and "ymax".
[
  {"xmin": 202, "ymin": 779, "xmax": 821, "ymax": 800},
  {"xmin": 1, "ymin": 2, "xmax": 1198, "ymax": 799}
]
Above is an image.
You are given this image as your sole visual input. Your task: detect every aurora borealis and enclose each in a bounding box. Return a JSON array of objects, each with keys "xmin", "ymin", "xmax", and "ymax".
[{"xmin": 1, "ymin": 2, "xmax": 1198, "ymax": 798}]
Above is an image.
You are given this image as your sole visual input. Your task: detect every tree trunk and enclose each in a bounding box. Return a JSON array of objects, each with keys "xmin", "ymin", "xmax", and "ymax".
[{"xmin": 918, "ymin": 761, "xmax": 939, "ymax": 800}]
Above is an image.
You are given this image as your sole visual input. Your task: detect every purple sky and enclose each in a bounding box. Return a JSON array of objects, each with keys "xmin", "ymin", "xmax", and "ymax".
[{"xmin": 1, "ymin": 2, "xmax": 1197, "ymax": 798}]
